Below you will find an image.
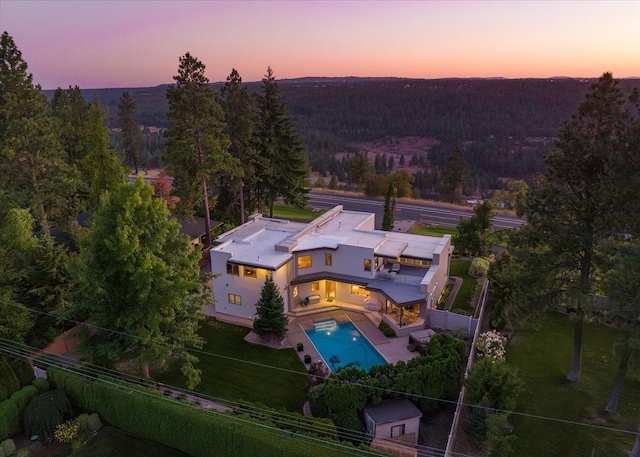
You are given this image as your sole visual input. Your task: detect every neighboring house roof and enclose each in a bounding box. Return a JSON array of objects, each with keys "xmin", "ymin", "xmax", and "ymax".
[
  {"xmin": 178, "ymin": 217, "xmax": 223, "ymax": 242},
  {"xmin": 364, "ymin": 398, "xmax": 423, "ymax": 424}
]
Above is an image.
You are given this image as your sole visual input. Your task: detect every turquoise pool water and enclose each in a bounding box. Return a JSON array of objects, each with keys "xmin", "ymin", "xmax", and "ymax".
[{"xmin": 305, "ymin": 320, "xmax": 387, "ymax": 373}]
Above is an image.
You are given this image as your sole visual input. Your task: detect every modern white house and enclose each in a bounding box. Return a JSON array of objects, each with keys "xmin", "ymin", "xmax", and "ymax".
[{"xmin": 209, "ymin": 205, "xmax": 451, "ymax": 333}]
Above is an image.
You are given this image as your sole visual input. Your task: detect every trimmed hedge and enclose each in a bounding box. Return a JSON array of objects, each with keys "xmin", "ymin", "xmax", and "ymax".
[
  {"xmin": 32, "ymin": 377, "xmax": 50, "ymax": 393},
  {"xmin": 10, "ymin": 359, "xmax": 34, "ymax": 388},
  {"xmin": 48, "ymin": 369, "xmax": 359, "ymax": 457},
  {"xmin": 0, "ymin": 400, "xmax": 19, "ymax": 441},
  {"xmin": 0, "ymin": 361, "xmax": 19, "ymax": 399}
]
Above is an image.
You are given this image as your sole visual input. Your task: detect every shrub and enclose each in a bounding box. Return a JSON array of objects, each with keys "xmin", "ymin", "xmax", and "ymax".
[
  {"xmin": 377, "ymin": 321, "xmax": 396, "ymax": 337},
  {"xmin": 86, "ymin": 413, "xmax": 101, "ymax": 433},
  {"xmin": 23, "ymin": 390, "xmax": 72, "ymax": 440},
  {"xmin": 0, "ymin": 387, "xmax": 7, "ymax": 404},
  {"xmin": 485, "ymin": 413, "xmax": 516, "ymax": 457},
  {"xmin": 469, "ymin": 257, "xmax": 491, "ymax": 277},
  {"xmin": 10, "ymin": 359, "xmax": 34, "ymax": 388},
  {"xmin": 0, "ymin": 399, "xmax": 19, "ymax": 441},
  {"xmin": 0, "ymin": 360, "xmax": 20, "ymax": 398},
  {"xmin": 475, "ymin": 330, "xmax": 507, "ymax": 361},
  {"xmin": 1, "ymin": 439, "xmax": 16, "ymax": 457},
  {"xmin": 54, "ymin": 418, "xmax": 80, "ymax": 446},
  {"xmin": 9, "ymin": 385, "xmax": 38, "ymax": 414},
  {"xmin": 31, "ymin": 378, "xmax": 50, "ymax": 393},
  {"xmin": 489, "ymin": 300, "xmax": 506, "ymax": 331},
  {"xmin": 307, "ymin": 361, "xmax": 330, "ymax": 390},
  {"xmin": 465, "ymin": 359, "xmax": 522, "ymax": 410}
]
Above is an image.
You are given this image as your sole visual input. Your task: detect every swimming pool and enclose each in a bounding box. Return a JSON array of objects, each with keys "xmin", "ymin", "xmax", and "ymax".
[{"xmin": 305, "ymin": 320, "xmax": 387, "ymax": 373}]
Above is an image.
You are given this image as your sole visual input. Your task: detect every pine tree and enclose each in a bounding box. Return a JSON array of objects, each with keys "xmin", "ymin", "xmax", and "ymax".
[
  {"xmin": 163, "ymin": 53, "xmax": 238, "ymax": 246},
  {"xmin": 438, "ymin": 147, "xmax": 468, "ymax": 204},
  {"xmin": 254, "ymin": 67, "xmax": 310, "ymax": 216},
  {"xmin": 253, "ymin": 276, "xmax": 288, "ymax": 341},
  {"xmin": 0, "ymin": 32, "xmax": 78, "ymax": 236},
  {"xmin": 328, "ymin": 174, "xmax": 339, "ymax": 190},
  {"xmin": 509, "ymin": 73, "xmax": 638, "ymax": 382},
  {"xmin": 382, "ymin": 181, "xmax": 395, "ymax": 231},
  {"xmin": 216, "ymin": 69, "xmax": 256, "ymax": 223},
  {"xmin": 117, "ymin": 92, "xmax": 142, "ymax": 174}
]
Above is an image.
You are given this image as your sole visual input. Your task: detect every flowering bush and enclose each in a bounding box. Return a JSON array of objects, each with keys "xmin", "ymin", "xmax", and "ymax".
[
  {"xmin": 475, "ymin": 330, "xmax": 507, "ymax": 361},
  {"xmin": 54, "ymin": 418, "xmax": 79, "ymax": 445}
]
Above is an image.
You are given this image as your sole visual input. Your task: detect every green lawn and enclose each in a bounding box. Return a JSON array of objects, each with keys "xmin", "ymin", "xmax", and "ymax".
[
  {"xmin": 270, "ymin": 204, "xmax": 326, "ymax": 221},
  {"xmin": 508, "ymin": 312, "xmax": 640, "ymax": 457},
  {"xmin": 154, "ymin": 319, "xmax": 309, "ymax": 412},
  {"xmin": 408, "ymin": 224, "xmax": 458, "ymax": 237},
  {"xmin": 448, "ymin": 259, "xmax": 480, "ymax": 312}
]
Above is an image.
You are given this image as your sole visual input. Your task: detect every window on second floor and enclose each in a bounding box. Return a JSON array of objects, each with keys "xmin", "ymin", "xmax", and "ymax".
[
  {"xmin": 243, "ymin": 266, "xmax": 257, "ymax": 278},
  {"xmin": 298, "ymin": 255, "xmax": 312, "ymax": 269},
  {"xmin": 226, "ymin": 263, "xmax": 239, "ymax": 275},
  {"xmin": 325, "ymin": 253, "xmax": 332, "ymax": 266},
  {"xmin": 364, "ymin": 258, "xmax": 372, "ymax": 272}
]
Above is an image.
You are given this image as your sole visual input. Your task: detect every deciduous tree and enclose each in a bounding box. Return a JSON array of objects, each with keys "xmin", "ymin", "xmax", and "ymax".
[{"xmin": 73, "ymin": 179, "xmax": 209, "ymax": 387}]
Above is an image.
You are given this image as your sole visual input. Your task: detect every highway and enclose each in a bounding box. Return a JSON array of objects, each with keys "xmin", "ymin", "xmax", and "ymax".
[{"xmin": 307, "ymin": 191, "xmax": 525, "ymax": 230}]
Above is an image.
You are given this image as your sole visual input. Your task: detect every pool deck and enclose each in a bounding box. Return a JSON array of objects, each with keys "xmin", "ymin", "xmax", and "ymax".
[
  {"xmin": 288, "ymin": 309, "xmax": 419, "ymax": 368},
  {"xmin": 207, "ymin": 307, "xmax": 421, "ymax": 369}
]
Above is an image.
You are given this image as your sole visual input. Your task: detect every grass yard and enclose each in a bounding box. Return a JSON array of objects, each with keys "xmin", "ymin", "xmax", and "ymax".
[
  {"xmin": 408, "ymin": 224, "xmax": 458, "ymax": 237},
  {"xmin": 508, "ymin": 312, "xmax": 640, "ymax": 457},
  {"xmin": 448, "ymin": 259, "xmax": 480, "ymax": 312},
  {"xmin": 154, "ymin": 319, "xmax": 309, "ymax": 413},
  {"xmin": 270, "ymin": 203, "xmax": 326, "ymax": 221}
]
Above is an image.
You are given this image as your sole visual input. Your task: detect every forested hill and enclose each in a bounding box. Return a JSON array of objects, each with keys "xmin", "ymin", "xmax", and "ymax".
[{"xmin": 43, "ymin": 77, "xmax": 639, "ymax": 192}]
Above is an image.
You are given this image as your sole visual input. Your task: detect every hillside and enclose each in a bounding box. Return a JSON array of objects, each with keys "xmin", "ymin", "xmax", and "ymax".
[{"xmin": 43, "ymin": 77, "xmax": 640, "ymax": 194}]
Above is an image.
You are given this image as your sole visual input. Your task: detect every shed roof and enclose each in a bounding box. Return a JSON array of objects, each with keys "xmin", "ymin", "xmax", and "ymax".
[{"xmin": 364, "ymin": 398, "xmax": 422, "ymax": 424}]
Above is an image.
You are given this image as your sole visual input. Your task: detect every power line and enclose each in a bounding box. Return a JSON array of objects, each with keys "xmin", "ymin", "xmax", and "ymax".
[
  {"xmin": 0, "ymin": 338, "xmax": 472, "ymax": 457},
  {"xmin": 3, "ymin": 302, "xmax": 639, "ymax": 439}
]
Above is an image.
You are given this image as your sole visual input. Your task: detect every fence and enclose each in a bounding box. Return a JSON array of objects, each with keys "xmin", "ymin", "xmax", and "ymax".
[
  {"xmin": 444, "ymin": 278, "xmax": 489, "ymax": 457},
  {"xmin": 426, "ymin": 308, "xmax": 479, "ymax": 336}
]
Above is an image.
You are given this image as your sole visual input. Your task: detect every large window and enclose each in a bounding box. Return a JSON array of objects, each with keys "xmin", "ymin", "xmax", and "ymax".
[
  {"xmin": 351, "ymin": 285, "xmax": 370, "ymax": 296},
  {"xmin": 228, "ymin": 294, "xmax": 242, "ymax": 305},
  {"xmin": 243, "ymin": 266, "xmax": 257, "ymax": 278},
  {"xmin": 311, "ymin": 282, "xmax": 320, "ymax": 292},
  {"xmin": 226, "ymin": 263, "xmax": 239, "ymax": 275},
  {"xmin": 364, "ymin": 258, "xmax": 372, "ymax": 272},
  {"xmin": 325, "ymin": 253, "xmax": 332, "ymax": 266},
  {"xmin": 298, "ymin": 255, "xmax": 312, "ymax": 269}
]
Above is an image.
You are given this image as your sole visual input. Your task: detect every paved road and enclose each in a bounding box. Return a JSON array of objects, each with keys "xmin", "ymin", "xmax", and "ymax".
[{"xmin": 307, "ymin": 190, "xmax": 525, "ymax": 230}]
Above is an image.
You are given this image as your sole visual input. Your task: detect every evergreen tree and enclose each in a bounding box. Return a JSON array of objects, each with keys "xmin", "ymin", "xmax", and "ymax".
[
  {"xmin": 382, "ymin": 181, "xmax": 395, "ymax": 231},
  {"xmin": 253, "ymin": 276, "xmax": 288, "ymax": 341},
  {"xmin": 0, "ymin": 32, "xmax": 78, "ymax": 236},
  {"xmin": 163, "ymin": 53, "xmax": 238, "ymax": 246},
  {"xmin": 315, "ymin": 174, "xmax": 327, "ymax": 188},
  {"xmin": 73, "ymin": 179, "xmax": 209, "ymax": 387},
  {"xmin": 438, "ymin": 147, "xmax": 468, "ymax": 204},
  {"xmin": 328, "ymin": 174, "xmax": 339, "ymax": 190},
  {"xmin": 254, "ymin": 67, "xmax": 310, "ymax": 216},
  {"xmin": 399, "ymin": 154, "xmax": 405, "ymax": 166},
  {"xmin": 50, "ymin": 85, "xmax": 91, "ymax": 167},
  {"xmin": 509, "ymin": 73, "xmax": 638, "ymax": 382},
  {"xmin": 83, "ymin": 96, "xmax": 126, "ymax": 207},
  {"xmin": 216, "ymin": 68, "xmax": 257, "ymax": 224},
  {"xmin": 347, "ymin": 150, "xmax": 372, "ymax": 189},
  {"xmin": 117, "ymin": 91, "xmax": 142, "ymax": 174}
]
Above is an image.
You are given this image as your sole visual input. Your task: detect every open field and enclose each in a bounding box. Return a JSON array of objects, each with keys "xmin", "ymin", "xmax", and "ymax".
[
  {"xmin": 271, "ymin": 203, "xmax": 326, "ymax": 221},
  {"xmin": 448, "ymin": 260, "xmax": 480, "ymax": 312},
  {"xmin": 408, "ymin": 224, "xmax": 458, "ymax": 237},
  {"xmin": 154, "ymin": 319, "xmax": 309, "ymax": 413},
  {"xmin": 508, "ymin": 312, "xmax": 640, "ymax": 456}
]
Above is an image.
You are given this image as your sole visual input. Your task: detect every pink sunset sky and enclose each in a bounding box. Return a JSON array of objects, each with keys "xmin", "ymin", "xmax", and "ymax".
[{"xmin": 1, "ymin": 0, "xmax": 638, "ymax": 90}]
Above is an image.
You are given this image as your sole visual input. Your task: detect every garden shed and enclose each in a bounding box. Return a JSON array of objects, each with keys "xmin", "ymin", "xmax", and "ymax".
[{"xmin": 364, "ymin": 398, "xmax": 422, "ymax": 445}]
